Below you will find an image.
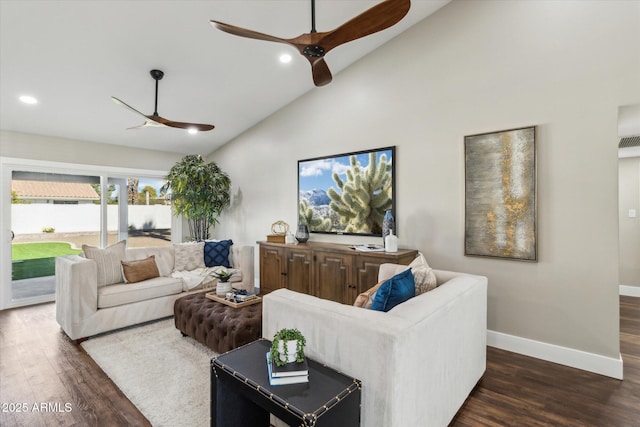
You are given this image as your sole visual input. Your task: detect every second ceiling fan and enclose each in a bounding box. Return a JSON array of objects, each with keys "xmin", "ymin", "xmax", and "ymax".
[{"xmin": 211, "ymin": 0, "xmax": 411, "ymax": 87}]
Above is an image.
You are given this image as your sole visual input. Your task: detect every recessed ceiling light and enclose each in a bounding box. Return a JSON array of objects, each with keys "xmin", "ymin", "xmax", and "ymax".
[
  {"xmin": 187, "ymin": 128, "xmax": 198, "ymax": 135},
  {"xmin": 279, "ymin": 53, "xmax": 292, "ymax": 64},
  {"xmin": 19, "ymin": 95, "xmax": 38, "ymax": 105}
]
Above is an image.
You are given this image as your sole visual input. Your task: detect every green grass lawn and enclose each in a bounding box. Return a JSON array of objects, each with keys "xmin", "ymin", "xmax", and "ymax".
[
  {"xmin": 12, "ymin": 242, "xmax": 81, "ymax": 261},
  {"xmin": 12, "ymin": 242, "xmax": 82, "ymax": 281}
]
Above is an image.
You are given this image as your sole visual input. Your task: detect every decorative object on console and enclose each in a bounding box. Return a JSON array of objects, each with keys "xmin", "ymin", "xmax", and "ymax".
[
  {"xmin": 267, "ymin": 220, "xmax": 289, "ymax": 243},
  {"xmin": 382, "ymin": 209, "xmax": 395, "ymax": 245},
  {"xmin": 112, "ymin": 69, "xmax": 214, "ymax": 132},
  {"xmin": 295, "ymin": 224, "xmax": 309, "ymax": 243},
  {"xmin": 211, "ymin": 0, "xmax": 410, "ymax": 87},
  {"xmin": 270, "ymin": 328, "xmax": 306, "ymax": 367},
  {"xmin": 384, "ymin": 230, "xmax": 398, "ymax": 253},
  {"xmin": 298, "ymin": 146, "xmax": 395, "ymax": 236},
  {"xmin": 162, "ymin": 155, "xmax": 231, "ymax": 241},
  {"xmin": 464, "ymin": 126, "xmax": 537, "ymax": 261}
]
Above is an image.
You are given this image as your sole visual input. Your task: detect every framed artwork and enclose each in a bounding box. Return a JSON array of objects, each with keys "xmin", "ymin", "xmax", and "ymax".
[
  {"xmin": 298, "ymin": 146, "xmax": 395, "ymax": 236},
  {"xmin": 464, "ymin": 126, "xmax": 537, "ymax": 261}
]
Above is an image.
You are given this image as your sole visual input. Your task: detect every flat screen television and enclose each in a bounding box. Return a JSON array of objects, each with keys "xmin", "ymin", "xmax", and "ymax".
[{"xmin": 298, "ymin": 146, "xmax": 395, "ymax": 236}]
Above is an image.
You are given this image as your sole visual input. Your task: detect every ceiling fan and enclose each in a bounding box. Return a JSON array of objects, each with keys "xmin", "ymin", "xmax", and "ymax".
[
  {"xmin": 210, "ymin": 0, "xmax": 411, "ymax": 87},
  {"xmin": 112, "ymin": 69, "xmax": 214, "ymax": 132}
]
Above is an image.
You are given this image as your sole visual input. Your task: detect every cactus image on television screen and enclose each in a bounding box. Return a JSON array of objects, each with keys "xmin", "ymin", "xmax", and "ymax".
[{"xmin": 298, "ymin": 146, "xmax": 395, "ymax": 236}]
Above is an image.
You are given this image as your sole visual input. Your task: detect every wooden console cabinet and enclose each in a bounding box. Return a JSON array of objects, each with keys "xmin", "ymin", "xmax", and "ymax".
[{"xmin": 258, "ymin": 241, "xmax": 418, "ymax": 305}]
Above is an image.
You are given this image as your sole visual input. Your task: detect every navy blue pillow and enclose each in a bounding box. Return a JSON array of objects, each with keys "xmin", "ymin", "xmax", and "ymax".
[
  {"xmin": 371, "ymin": 268, "xmax": 415, "ymax": 312},
  {"xmin": 204, "ymin": 240, "xmax": 233, "ymax": 268}
]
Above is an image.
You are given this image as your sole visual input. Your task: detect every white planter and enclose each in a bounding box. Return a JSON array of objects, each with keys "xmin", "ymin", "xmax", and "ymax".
[
  {"xmin": 216, "ymin": 281, "xmax": 232, "ymax": 296},
  {"xmin": 277, "ymin": 339, "xmax": 299, "ymax": 363}
]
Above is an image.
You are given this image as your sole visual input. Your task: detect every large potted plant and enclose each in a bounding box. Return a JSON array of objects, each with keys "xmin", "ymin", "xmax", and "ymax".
[{"xmin": 162, "ymin": 154, "xmax": 231, "ymax": 241}]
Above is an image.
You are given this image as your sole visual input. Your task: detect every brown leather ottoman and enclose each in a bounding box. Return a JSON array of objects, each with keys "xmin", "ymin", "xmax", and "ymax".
[{"xmin": 173, "ymin": 291, "xmax": 262, "ymax": 353}]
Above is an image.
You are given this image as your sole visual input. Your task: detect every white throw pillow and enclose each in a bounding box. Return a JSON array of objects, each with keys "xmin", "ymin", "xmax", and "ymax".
[
  {"xmin": 82, "ymin": 240, "xmax": 126, "ymax": 287},
  {"xmin": 173, "ymin": 242, "xmax": 205, "ymax": 271},
  {"xmin": 409, "ymin": 252, "xmax": 438, "ymax": 295}
]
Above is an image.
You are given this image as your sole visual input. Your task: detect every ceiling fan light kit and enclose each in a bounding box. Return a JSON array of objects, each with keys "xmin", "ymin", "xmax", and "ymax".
[
  {"xmin": 211, "ymin": 0, "xmax": 411, "ymax": 87},
  {"xmin": 112, "ymin": 69, "xmax": 215, "ymax": 132}
]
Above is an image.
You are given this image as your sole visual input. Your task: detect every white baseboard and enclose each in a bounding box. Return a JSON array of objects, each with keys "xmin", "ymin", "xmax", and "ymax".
[
  {"xmin": 487, "ymin": 330, "xmax": 623, "ymax": 380},
  {"xmin": 619, "ymin": 285, "xmax": 640, "ymax": 297}
]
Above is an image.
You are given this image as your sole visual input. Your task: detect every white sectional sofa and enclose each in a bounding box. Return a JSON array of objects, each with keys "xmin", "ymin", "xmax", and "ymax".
[
  {"xmin": 55, "ymin": 243, "xmax": 254, "ymax": 342},
  {"xmin": 262, "ymin": 263, "xmax": 487, "ymax": 427}
]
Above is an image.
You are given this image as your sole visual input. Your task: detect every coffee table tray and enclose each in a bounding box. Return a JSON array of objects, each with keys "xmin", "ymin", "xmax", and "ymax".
[{"xmin": 205, "ymin": 292, "xmax": 262, "ymax": 308}]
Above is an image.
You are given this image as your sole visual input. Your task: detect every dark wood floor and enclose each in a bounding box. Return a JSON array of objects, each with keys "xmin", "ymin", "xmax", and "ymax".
[{"xmin": 0, "ymin": 297, "xmax": 638, "ymax": 427}]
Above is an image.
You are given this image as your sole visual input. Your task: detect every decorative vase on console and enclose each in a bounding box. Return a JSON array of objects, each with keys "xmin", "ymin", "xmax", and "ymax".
[
  {"xmin": 295, "ymin": 224, "xmax": 309, "ymax": 243},
  {"xmin": 382, "ymin": 209, "xmax": 395, "ymax": 247}
]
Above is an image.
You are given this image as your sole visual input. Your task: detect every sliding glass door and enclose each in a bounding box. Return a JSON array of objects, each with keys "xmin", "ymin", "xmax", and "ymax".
[{"xmin": 1, "ymin": 158, "xmax": 177, "ymax": 309}]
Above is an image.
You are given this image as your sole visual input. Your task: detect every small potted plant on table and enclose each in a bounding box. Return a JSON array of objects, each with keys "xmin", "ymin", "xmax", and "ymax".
[
  {"xmin": 270, "ymin": 328, "xmax": 306, "ymax": 366},
  {"xmin": 212, "ymin": 269, "xmax": 234, "ymax": 296}
]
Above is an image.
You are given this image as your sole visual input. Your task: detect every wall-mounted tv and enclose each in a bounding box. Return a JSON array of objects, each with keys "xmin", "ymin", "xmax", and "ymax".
[{"xmin": 298, "ymin": 146, "xmax": 395, "ymax": 237}]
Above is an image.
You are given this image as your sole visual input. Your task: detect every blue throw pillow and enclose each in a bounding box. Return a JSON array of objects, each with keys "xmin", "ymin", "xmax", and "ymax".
[
  {"xmin": 204, "ymin": 240, "xmax": 233, "ymax": 268},
  {"xmin": 371, "ymin": 268, "xmax": 415, "ymax": 312}
]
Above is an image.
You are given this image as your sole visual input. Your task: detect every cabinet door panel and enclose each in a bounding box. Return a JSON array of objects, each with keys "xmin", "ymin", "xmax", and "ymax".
[
  {"xmin": 259, "ymin": 247, "xmax": 285, "ymax": 295},
  {"xmin": 286, "ymin": 250, "xmax": 312, "ymax": 294},
  {"xmin": 354, "ymin": 257, "xmax": 386, "ymax": 294},
  {"xmin": 314, "ymin": 252, "xmax": 353, "ymax": 304}
]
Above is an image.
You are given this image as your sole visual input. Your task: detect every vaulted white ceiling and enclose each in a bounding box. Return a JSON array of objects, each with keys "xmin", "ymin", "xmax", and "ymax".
[{"xmin": 1, "ymin": 1, "xmax": 449, "ymax": 156}]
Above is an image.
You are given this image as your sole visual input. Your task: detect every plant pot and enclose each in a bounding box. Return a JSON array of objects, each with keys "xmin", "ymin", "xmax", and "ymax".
[
  {"xmin": 277, "ymin": 339, "xmax": 299, "ymax": 364},
  {"xmin": 216, "ymin": 281, "xmax": 232, "ymax": 296}
]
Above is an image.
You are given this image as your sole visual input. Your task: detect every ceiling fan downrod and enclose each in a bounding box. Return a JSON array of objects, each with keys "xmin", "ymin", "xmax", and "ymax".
[
  {"xmin": 150, "ymin": 69, "xmax": 164, "ymax": 116},
  {"xmin": 303, "ymin": 0, "xmax": 326, "ymax": 58}
]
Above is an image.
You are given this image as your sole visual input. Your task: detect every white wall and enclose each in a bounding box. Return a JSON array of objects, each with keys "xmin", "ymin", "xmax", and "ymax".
[
  {"xmin": 11, "ymin": 204, "xmax": 172, "ymax": 234},
  {"xmin": 619, "ymin": 157, "xmax": 640, "ymax": 287},
  {"xmin": 210, "ymin": 0, "xmax": 640, "ymax": 369}
]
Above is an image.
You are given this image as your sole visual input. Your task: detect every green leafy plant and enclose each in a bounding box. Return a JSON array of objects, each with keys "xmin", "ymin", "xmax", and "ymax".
[
  {"xmin": 162, "ymin": 155, "xmax": 231, "ymax": 241},
  {"xmin": 212, "ymin": 269, "xmax": 234, "ymax": 283},
  {"xmin": 42, "ymin": 227, "xmax": 55, "ymax": 233},
  {"xmin": 270, "ymin": 328, "xmax": 306, "ymax": 366}
]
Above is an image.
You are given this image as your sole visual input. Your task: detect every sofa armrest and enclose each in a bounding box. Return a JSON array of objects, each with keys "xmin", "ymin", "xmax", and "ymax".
[
  {"xmin": 231, "ymin": 245, "xmax": 254, "ymax": 290},
  {"xmin": 55, "ymin": 255, "xmax": 98, "ymax": 340}
]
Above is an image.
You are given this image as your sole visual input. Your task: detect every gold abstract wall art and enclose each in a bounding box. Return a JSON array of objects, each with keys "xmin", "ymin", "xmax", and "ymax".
[{"xmin": 464, "ymin": 126, "xmax": 537, "ymax": 261}]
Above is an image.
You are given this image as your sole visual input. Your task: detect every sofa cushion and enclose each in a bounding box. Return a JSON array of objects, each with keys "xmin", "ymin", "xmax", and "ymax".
[
  {"xmin": 82, "ymin": 240, "xmax": 126, "ymax": 287},
  {"xmin": 371, "ymin": 268, "xmax": 415, "ymax": 312},
  {"xmin": 121, "ymin": 255, "xmax": 160, "ymax": 283},
  {"xmin": 204, "ymin": 240, "xmax": 233, "ymax": 268},
  {"xmin": 410, "ymin": 253, "xmax": 438, "ymax": 295},
  {"xmin": 173, "ymin": 242, "xmax": 205, "ymax": 271},
  {"xmin": 97, "ymin": 276, "xmax": 183, "ymax": 308},
  {"xmin": 353, "ymin": 280, "xmax": 385, "ymax": 309}
]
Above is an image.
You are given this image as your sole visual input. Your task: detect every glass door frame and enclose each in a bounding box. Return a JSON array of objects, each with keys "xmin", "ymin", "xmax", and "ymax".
[{"xmin": 0, "ymin": 156, "xmax": 181, "ymax": 310}]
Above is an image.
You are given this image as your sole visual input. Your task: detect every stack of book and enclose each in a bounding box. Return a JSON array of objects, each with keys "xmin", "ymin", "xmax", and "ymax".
[{"xmin": 266, "ymin": 352, "xmax": 309, "ymax": 386}]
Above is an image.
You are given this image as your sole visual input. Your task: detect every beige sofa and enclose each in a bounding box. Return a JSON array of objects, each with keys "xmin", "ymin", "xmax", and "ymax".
[
  {"xmin": 262, "ymin": 263, "xmax": 487, "ymax": 427},
  {"xmin": 55, "ymin": 244, "xmax": 254, "ymax": 341}
]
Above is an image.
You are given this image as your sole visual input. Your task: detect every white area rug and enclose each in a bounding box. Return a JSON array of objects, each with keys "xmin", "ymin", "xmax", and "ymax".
[{"xmin": 81, "ymin": 318, "xmax": 217, "ymax": 427}]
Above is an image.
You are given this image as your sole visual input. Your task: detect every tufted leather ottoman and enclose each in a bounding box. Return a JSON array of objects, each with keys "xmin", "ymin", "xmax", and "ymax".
[{"xmin": 173, "ymin": 291, "xmax": 262, "ymax": 353}]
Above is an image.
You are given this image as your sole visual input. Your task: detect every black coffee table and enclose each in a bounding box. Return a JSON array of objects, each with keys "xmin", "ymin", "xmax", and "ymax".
[{"xmin": 210, "ymin": 339, "xmax": 361, "ymax": 427}]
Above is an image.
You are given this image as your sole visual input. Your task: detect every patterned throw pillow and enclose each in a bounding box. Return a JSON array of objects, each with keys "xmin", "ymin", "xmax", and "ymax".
[
  {"xmin": 204, "ymin": 240, "xmax": 233, "ymax": 268},
  {"xmin": 409, "ymin": 252, "xmax": 438, "ymax": 295},
  {"xmin": 173, "ymin": 242, "xmax": 205, "ymax": 271},
  {"xmin": 121, "ymin": 255, "xmax": 160, "ymax": 283},
  {"xmin": 82, "ymin": 240, "xmax": 126, "ymax": 287}
]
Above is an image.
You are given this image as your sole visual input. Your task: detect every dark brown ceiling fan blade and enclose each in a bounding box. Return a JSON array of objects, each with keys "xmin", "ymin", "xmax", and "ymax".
[
  {"xmin": 150, "ymin": 115, "xmax": 215, "ymax": 132},
  {"xmin": 318, "ymin": 0, "xmax": 411, "ymax": 53},
  {"xmin": 310, "ymin": 58, "xmax": 332, "ymax": 87},
  {"xmin": 210, "ymin": 20, "xmax": 292, "ymax": 45}
]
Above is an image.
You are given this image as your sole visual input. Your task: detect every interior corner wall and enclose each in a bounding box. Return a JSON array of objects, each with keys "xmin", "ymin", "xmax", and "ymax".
[
  {"xmin": 619, "ymin": 156, "xmax": 640, "ymax": 287},
  {"xmin": 209, "ymin": 0, "xmax": 640, "ymax": 360}
]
